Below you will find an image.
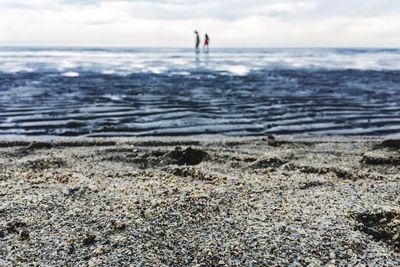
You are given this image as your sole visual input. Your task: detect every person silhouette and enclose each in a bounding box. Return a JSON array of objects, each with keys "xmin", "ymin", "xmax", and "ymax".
[
  {"xmin": 204, "ymin": 34, "xmax": 210, "ymax": 53},
  {"xmin": 194, "ymin": 31, "xmax": 200, "ymax": 53}
]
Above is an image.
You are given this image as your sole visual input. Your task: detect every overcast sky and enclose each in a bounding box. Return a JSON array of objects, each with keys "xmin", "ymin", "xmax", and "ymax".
[{"xmin": 0, "ymin": 0, "xmax": 399, "ymax": 47}]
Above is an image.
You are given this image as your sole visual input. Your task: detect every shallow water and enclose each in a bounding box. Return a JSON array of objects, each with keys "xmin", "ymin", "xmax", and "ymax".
[{"xmin": 0, "ymin": 47, "xmax": 400, "ymax": 137}]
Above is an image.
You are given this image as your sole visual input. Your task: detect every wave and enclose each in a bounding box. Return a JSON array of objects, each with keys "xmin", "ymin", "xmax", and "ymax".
[{"xmin": 0, "ymin": 48, "xmax": 400, "ymax": 76}]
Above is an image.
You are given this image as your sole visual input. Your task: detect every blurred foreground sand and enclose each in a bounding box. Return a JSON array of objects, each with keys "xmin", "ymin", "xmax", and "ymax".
[{"xmin": 0, "ymin": 136, "xmax": 399, "ymax": 266}]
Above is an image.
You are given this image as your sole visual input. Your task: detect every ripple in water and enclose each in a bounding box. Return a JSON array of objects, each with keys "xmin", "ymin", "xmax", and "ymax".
[{"xmin": 0, "ymin": 48, "xmax": 400, "ymax": 137}]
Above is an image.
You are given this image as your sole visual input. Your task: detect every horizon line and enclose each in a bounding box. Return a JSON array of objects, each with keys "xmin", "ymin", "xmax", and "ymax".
[{"xmin": 0, "ymin": 45, "xmax": 399, "ymax": 49}]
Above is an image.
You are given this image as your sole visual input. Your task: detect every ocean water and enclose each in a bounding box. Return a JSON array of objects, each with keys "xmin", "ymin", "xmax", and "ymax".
[{"xmin": 0, "ymin": 47, "xmax": 400, "ymax": 137}]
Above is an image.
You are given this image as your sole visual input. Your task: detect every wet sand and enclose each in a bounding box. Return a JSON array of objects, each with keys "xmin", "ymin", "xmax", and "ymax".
[
  {"xmin": 0, "ymin": 136, "xmax": 399, "ymax": 266},
  {"xmin": 2, "ymin": 69, "xmax": 400, "ymax": 137}
]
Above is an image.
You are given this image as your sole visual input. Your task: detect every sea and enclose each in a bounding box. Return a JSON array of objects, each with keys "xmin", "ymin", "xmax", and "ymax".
[{"xmin": 1, "ymin": 47, "xmax": 400, "ymax": 137}]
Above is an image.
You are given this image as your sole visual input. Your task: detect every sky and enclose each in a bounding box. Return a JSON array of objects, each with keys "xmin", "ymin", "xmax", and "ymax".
[{"xmin": 0, "ymin": 0, "xmax": 399, "ymax": 47}]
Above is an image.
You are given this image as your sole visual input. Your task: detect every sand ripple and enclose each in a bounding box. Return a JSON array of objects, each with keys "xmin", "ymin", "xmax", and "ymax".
[{"xmin": 1, "ymin": 70, "xmax": 400, "ymax": 136}]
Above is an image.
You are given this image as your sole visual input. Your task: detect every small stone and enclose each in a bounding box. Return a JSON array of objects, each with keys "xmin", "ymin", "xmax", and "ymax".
[
  {"xmin": 63, "ymin": 185, "xmax": 79, "ymax": 196},
  {"xmin": 93, "ymin": 246, "xmax": 105, "ymax": 255},
  {"xmin": 217, "ymin": 260, "xmax": 226, "ymax": 266},
  {"xmin": 112, "ymin": 221, "xmax": 126, "ymax": 231},
  {"xmin": 82, "ymin": 234, "xmax": 96, "ymax": 246},
  {"xmin": 67, "ymin": 244, "xmax": 75, "ymax": 254},
  {"xmin": 18, "ymin": 230, "xmax": 30, "ymax": 240},
  {"xmin": 6, "ymin": 221, "xmax": 27, "ymax": 233}
]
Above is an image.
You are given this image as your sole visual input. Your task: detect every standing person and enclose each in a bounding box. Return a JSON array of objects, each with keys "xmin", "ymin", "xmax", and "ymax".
[
  {"xmin": 194, "ymin": 31, "xmax": 200, "ymax": 53},
  {"xmin": 204, "ymin": 34, "xmax": 210, "ymax": 53}
]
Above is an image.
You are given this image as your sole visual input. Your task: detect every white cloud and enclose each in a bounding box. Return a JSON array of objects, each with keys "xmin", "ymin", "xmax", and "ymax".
[{"xmin": 0, "ymin": 0, "xmax": 399, "ymax": 47}]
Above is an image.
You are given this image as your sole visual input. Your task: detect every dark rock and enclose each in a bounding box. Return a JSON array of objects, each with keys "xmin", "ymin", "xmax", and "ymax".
[
  {"xmin": 380, "ymin": 139, "xmax": 400, "ymax": 149},
  {"xmin": 63, "ymin": 186, "xmax": 80, "ymax": 196},
  {"xmin": 82, "ymin": 234, "xmax": 96, "ymax": 246},
  {"xmin": 355, "ymin": 210, "xmax": 400, "ymax": 251},
  {"xmin": 166, "ymin": 147, "xmax": 208, "ymax": 166},
  {"xmin": 6, "ymin": 221, "xmax": 27, "ymax": 233},
  {"xmin": 67, "ymin": 244, "xmax": 75, "ymax": 254},
  {"xmin": 18, "ymin": 230, "xmax": 30, "ymax": 240},
  {"xmin": 361, "ymin": 155, "xmax": 400, "ymax": 165},
  {"xmin": 111, "ymin": 221, "xmax": 126, "ymax": 231}
]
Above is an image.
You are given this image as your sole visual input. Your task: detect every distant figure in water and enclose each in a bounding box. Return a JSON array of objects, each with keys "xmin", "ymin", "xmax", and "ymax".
[
  {"xmin": 194, "ymin": 31, "xmax": 200, "ymax": 53},
  {"xmin": 204, "ymin": 34, "xmax": 210, "ymax": 53}
]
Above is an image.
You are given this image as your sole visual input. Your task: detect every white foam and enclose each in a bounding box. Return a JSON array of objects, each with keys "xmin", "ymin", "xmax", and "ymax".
[
  {"xmin": 61, "ymin": 72, "xmax": 80, "ymax": 77},
  {"xmin": 147, "ymin": 67, "xmax": 167, "ymax": 74},
  {"xmin": 103, "ymin": 94, "xmax": 124, "ymax": 101},
  {"xmin": 1, "ymin": 48, "xmax": 400, "ymax": 76},
  {"xmin": 102, "ymin": 70, "xmax": 116, "ymax": 75},
  {"xmin": 223, "ymin": 65, "xmax": 251, "ymax": 76},
  {"xmin": 170, "ymin": 71, "xmax": 191, "ymax": 76}
]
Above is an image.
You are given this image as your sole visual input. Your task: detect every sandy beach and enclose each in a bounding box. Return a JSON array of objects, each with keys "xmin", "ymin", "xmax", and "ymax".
[{"xmin": 0, "ymin": 136, "xmax": 399, "ymax": 266}]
